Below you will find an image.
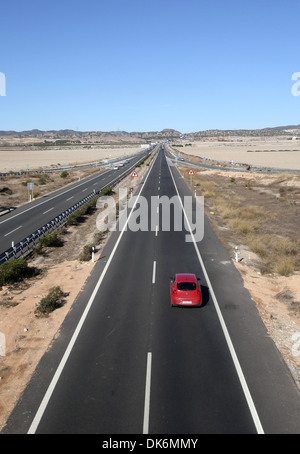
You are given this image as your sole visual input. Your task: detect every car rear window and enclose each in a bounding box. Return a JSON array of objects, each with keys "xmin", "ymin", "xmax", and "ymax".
[{"xmin": 177, "ymin": 282, "xmax": 196, "ymax": 291}]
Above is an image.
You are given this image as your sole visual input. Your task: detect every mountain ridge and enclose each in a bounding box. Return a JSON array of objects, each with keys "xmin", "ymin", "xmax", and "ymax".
[{"xmin": 0, "ymin": 124, "xmax": 299, "ymax": 144}]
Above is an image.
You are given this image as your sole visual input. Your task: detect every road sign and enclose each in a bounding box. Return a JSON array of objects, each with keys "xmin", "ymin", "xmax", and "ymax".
[
  {"xmin": 131, "ymin": 171, "xmax": 138, "ymax": 177},
  {"xmin": 188, "ymin": 169, "xmax": 195, "ymax": 176},
  {"xmin": 27, "ymin": 182, "xmax": 34, "ymax": 202}
]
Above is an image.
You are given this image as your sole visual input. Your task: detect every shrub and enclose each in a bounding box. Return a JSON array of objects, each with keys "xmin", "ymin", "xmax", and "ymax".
[
  {"xmin": 200, "ymin": 181, "xmax": 219, "ymax": 199},
  {"xmin": 39, "ymin": 232, "xmax": 63, "ymax": 247},
  {"xmin": 0, "ymin": 187, "xmax": 13, "ymax": 195},
  {"xmin": 136, "ymin": 155, "xmax": 149, "ymax": 167},
  {"xmin": 248, "ymin": 234, "xmax": 299, "ymax": 274},
  {"xmin": 274, "ymin": 257, "xmax": 296, "ymax": 276},
  {"xmin": 35, "ymin": 286, "xmax": 64, "ymax": 316},
  {"xmin": 93, "ymin": 231, "xmax": 106, "ymax": 244},
  {"xmin": 79, "ymin": 244, "xmax": 95, "ymax": 261},
  {"xmin": 100, "ymin": 187, "xmax": 114, "ymax": 196},
  {"xmin": 65, "ymin": 197, "xmax": 98, "ymax": 226},
  {"xmin": 247, "ymin": 236, "xmax": 268, "ymax": 258},
  {"xmin": 215, "ymin": 198, "xmax": 238, "ymax": 219},
  {"xmin": 66, "ymin": 212, "xmax": 81, "ymax": 225},
  {"xmin": 0, "ymin": 259, "xmax": 36, "ymax": 286},
  {"xmin": 229, "ymin": 218, "xmax": 258, "ymax": 235},
  {"xmin": 38, "ymin": 174, "xmax": 50, "ymax": 185},
  {"xmin": 239, "ymin": 205, "xmax": 267, "ymax": 220},
  {"xmin": 60, "ymin": 171, "xmax": 69, "ymax": 178}
]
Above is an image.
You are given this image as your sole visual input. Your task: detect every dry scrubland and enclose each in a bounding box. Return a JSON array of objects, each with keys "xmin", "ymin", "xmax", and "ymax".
[
  {"xmin": 0, "ymin": 167, "xmax": 103, "ymax": 207},
  {"xmin": 185, "ymin": 169, "xmax": 300, "ymax": 276}
]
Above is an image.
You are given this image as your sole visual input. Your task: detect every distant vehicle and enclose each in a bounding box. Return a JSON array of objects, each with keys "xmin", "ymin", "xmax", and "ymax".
[
  {"xmin": 113, "ymin": 166, "xmax": 119, "ymax": 170},
  {"xmin": 118, "ymin": 163, "xmax": 124, "ymax": 166},
  {"xmin": 170, "ymin": 273, "xmax": 202, "ymax": 307}
]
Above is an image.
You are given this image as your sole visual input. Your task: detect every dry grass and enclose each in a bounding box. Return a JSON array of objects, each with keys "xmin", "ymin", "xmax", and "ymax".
[
  {"xmin": 0, "ymin": 168, "xmax": 100, "ymax": 207},
  {"xmin": 186, "ymin": 170, "xmax": 300, "ymax": 276},
  {"xmin": 247, "ymin": 234, "xmax": 298, "ymax": 274},
  {"xmin": 198, "ymin": 179, "xmax": 268, "ymax": 235}
]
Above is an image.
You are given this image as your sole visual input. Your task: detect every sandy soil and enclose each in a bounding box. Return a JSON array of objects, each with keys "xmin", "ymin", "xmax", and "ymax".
[
  {"xmin": 0, "ymin": 146, "xmax": 141, "ymax": 172},
  {"xmin": 235, "ymin": 262, "xmax": 300, "ymax": 386},
  {"xmin": 0, "ymin": 260, "xmax": 96, "ymax": 428},
  {"xmin": 176, "ymin": 139, "xmax": 300, "ymax": 170}
]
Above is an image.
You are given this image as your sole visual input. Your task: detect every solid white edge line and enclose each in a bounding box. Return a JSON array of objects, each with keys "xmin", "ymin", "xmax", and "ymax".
[
  {"xmin": 143, "ymin": 352, "xmax": 152, "ymax": 434},
  {"xmin": 167, "ymin": 158, "xmax": 265, "ymax": 435},
  {"xmin": 27, "ymin": 151, "xmax": 159, "ymax": 434}
]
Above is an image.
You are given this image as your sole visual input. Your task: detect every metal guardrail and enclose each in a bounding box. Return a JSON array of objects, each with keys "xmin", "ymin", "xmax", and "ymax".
[
  {"xmin": 0, "ymin": 191, "xmax": 98, "ymax": 265},
  {"xmin": 0, "ymin": 158, "xmax": 143, "ymax": 265}
]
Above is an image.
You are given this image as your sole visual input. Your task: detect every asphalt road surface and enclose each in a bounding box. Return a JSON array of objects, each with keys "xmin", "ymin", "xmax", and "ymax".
[
  {"xmin": 0, "ymin": 149, "xmax": 150, "ymax": 258},
  {"xmin": 2, "ymin": 146, "xmax": 300, "ymax": 434}
]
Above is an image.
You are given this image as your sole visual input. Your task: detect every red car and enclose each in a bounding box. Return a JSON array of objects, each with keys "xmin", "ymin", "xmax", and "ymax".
[{"xmin": 170, "ymin": 273, "xmax": 202, "ymax": 307}]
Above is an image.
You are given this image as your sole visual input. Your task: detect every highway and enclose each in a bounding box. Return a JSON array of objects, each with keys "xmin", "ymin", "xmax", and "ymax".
[
  {"xmin": 0, "ymin": 149, "xmax": 150, "ymax": 259},
  {"xmin": 2, "ymin": 146, "xmax": 300, "ymax": 434}
]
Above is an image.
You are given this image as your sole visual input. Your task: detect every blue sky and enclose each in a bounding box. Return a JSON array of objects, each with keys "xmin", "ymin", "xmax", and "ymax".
[{"xmin": 0, "ymin": 0, "xmax": 299, "ymax": 132}]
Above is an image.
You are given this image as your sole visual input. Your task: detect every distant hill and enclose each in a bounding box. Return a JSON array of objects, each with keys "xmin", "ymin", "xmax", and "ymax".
[
  {"xmin": 0, "ymin": 125, "xmax": 299, "ymax": 146},
  {"xmin": 0, "ymin": 128, "xmax": 182, "ymax": 145},
  {"xmin": 269, "ymin": 124, "xmax": 300, "ymax": 130},
  {"xmin": 184, "ymin": 125, "xmax": 300, "ymax": 139}
]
